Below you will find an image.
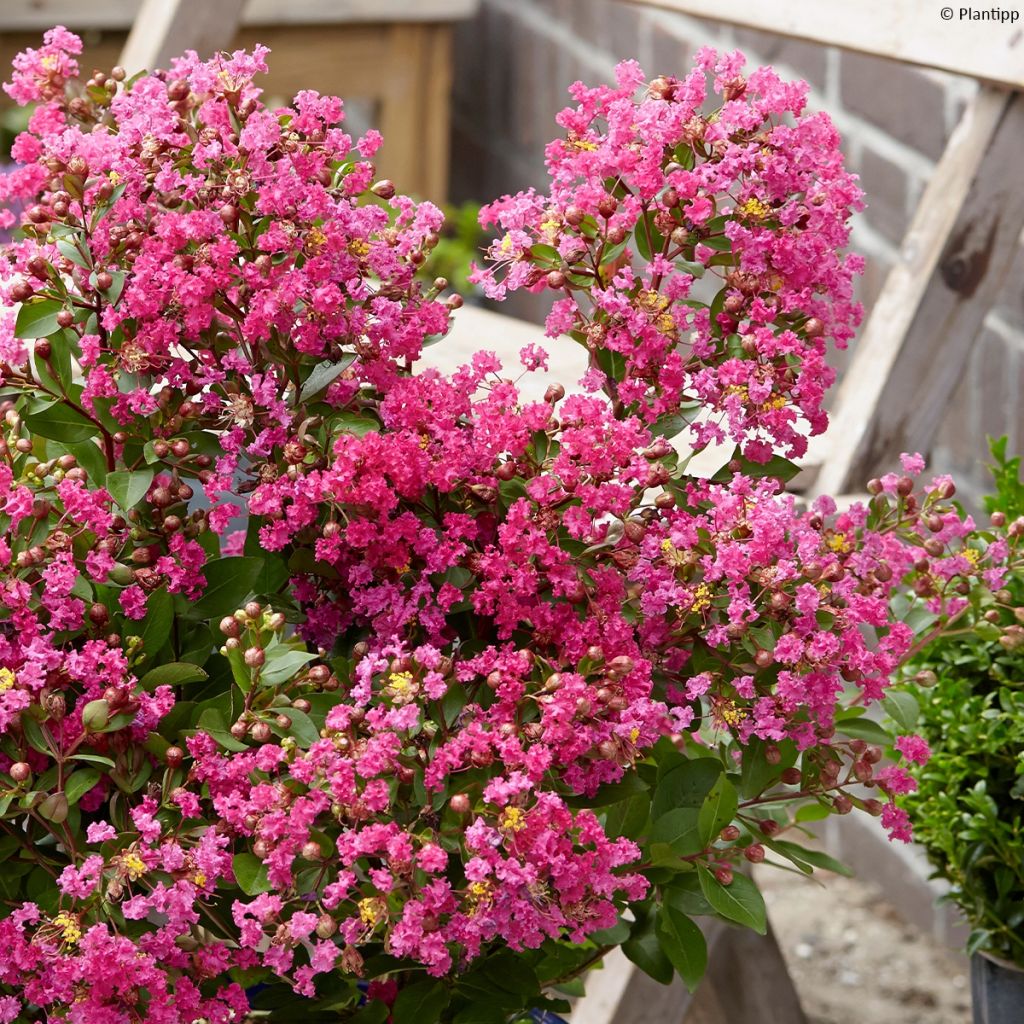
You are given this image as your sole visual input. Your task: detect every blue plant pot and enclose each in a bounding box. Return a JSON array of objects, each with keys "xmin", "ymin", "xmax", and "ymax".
[{"xmin": 971, "ymin": 952, "xmax": 1024, "ymax": 1024}]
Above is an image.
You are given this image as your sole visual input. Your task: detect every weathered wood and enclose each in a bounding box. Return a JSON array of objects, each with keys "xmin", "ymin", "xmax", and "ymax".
[
  {"xmin": 566, "ymin": 920, "xmax": 806, "ymax": 1024},
  {"xmin": 119, "ymin": 0, "xmax": 247, "ymax": 73},
  {"xmin": 2, "ymin": 0, "xmax": 480, "ymax": 30},
  {"xmin": 810, "ymin": 88, "xmax": 1024, "ymax": 496},
  {"xmin": 624, "ymin": 0, "xmax": 1024, "ymax": 87}
]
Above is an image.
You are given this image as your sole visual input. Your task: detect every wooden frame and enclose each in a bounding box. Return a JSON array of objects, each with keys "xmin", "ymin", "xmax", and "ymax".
[
  {"xmin": 628, "ymin": 0, "xmax": 1024, "ymax": 88},
  {"xmin": 2, "ymin": 1, "xmax": 480, "ymax": 30},
  {"xmin": 1, "ymin": 0, "xmax": 474, "ymax": 200}
]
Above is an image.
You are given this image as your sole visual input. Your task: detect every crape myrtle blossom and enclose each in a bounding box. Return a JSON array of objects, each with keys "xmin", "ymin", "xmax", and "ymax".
[{"xmin": 0, "ymin": 29, "xmax": 1016, "ymax": 1024}]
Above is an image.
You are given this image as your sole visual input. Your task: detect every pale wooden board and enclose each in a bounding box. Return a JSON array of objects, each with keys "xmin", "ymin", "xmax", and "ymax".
[
  {"xmin": 437, "ymin": 305, "xmax": 730, "ymax": 476},
  {"xmin": 626, "ymin": 0, "xmax": 1024, "ymax": 87},
  {"xmin": 809, "ymin": 87, "xmax": 1023, "ymax": 496},
  {"xmin": 119, "ymin": 0, "xmax": 247, "ymax": 72},
  {"xmin": 1, "ymin": 0, "xmax": 480, "ymax": 30}
]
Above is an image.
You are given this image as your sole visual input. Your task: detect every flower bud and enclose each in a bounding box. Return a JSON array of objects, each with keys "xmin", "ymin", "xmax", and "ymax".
[
  {"xmin": 9, "ymin": 761, "xmax": 31, "ymax": 784},
  {"xmin": 82, "ymin": 699, "xmax": 110, "ymax": 731},
  {"xmin": 39, "ymin": 792, "xmax": 69, "ymax": 824}
]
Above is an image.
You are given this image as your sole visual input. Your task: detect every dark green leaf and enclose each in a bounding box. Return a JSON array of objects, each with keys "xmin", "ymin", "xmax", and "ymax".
[
  {"xmin": 698, "ymin": 867, "xmax": 767, "ymax": 933},
  {"xmin": 623, "ymin": 919, "xmax": 674, "ymax": 984},
  {"xmin": 649, "ymin": 807, "xmax": 703, "ymax": 857},
  {"xmin": 233, "ymin": 852, "xmax": 272, "ymax": 895},
  {"xmin": 64, "ymin": 768, "xmax": 101, "ymax": 806},
  {"xmin": 186, "ymin": 557, "xmax": 265, "ymax": 619},
  {"xmin": 656, "ymin": 904, "xmax": 707, "ymax": 991},
  {"xmin": 834, "ymin": 715, "xmax": 893, "ymax": 745},
  {"xmin": 138, "ymin": 662, "xmax": 208, "ymax": 689},
  {"xmin": 137, "ymin": 587, "xmax": 174, "ymax": 657},
  {"xmin": 24, "ymin": 402, "xmax": 99, "ymax": 444},
  {"xmin": 260, "ymin": 647, "xmax": 317, "ymax": 687},
  {"xmin": 15, "ymin": 298, "xmax": 63, "ymax": 339},
  {"xmin": 882, "ymin": 690, "xmax": 920, "ymax": 733},
  {"xmin": 766, "ymin": 839, "xmax": 853, "ymax": 877},
  {"xmin": 698, "ymin": 773, "xmax": 738, "ymax": 844},
  {"xmin": 106, "ymin": 468, "xmax": 154, "ymax": 511},
  {"xmin": 391, "ymin": 980, "xmax": 450, "ymax": 1024},
  {"xmin": 652, "ymin": 756, "xmax": 722, "ymax": 819},
  {"xmin": 711, "ymin": 446, "xmax": 800, "ymax": 484}
]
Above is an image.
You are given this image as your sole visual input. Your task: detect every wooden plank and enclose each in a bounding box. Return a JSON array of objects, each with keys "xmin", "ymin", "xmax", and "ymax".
[
  {"xmin": 625, "ymin": 0, "xmax": 1024, "ymax": 87},
  {"xmin": 1, "ymin": 0, "xmax": 479, "ymax": 31},
  {"xmin": 566, "ymin": 921, "xmax": 806, "ymax": 1024},
  {"xmin": 809, "ymin": 87, "xmax": 1022, "ymax": 497},
  {"xmin": 119, "ymin": 0, "xmax": 247, "ymax": 72}
]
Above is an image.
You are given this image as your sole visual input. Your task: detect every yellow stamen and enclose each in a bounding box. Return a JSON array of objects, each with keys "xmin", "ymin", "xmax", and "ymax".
[
  {"xmin": 53, "ymin": 912, "xmax": 82, "ymax": 946},
  {"xmin": 499, "ymin": 806, "xmax": 527, "ymax": 832},
  {"xmin": 0, "ymin": 667, "xmax": 15, "ymax": 692},
  {"xmin": 740, "ymin": 197, "xmax": 771, "ymax": 220}
]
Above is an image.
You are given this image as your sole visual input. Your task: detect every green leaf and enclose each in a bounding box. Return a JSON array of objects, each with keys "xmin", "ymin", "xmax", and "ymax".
[
  {"xmin": 882, "ymin": 690, "xmax": 920, "ymax": 733},
  {"xmin": 649, "ymin": 807, "xmax": 703, "ymax": 857},
  {"xmin": 57, "ymin": 237, "xmax": 91, "ymax": 269},
  {"xmin": 711, "ymin": 446, "xmax": 800, "ymax": 484},
  {"xmin": 20, "ymin": 713, "xmax": 52, "ymax": 755},
  {"xmin": 138, "ymin": 662, "xmax": 208, "ymax": 689},
  {"xmin": 136, "ymin": 587, "xmax": 174, "ymax": 656},
  {"xmin": 24, "ymin": 402, "xmax": 99, "ymax": 444},
  {"xmin": 299, "ymin": 354, "xmax": 356, "ymax": 402},
  {"xmin": 270, "ymin": 708, "xmax": 320, "ymax": 747},
  {"xmin": 233, "ymin": 852, "xmax": 272, "ymax": 895},
  {"xmin": 70, "ymin": 753, "xmax": 116, "ymax": 769},
  {"xmin": 259, "ymin": 647, "xmax": 317, "ymax": 688},
  {"xmin": 64, "ymin": 768, "xmax": 101, "ymax": 806},
  {"xmin": 106, "ymin": 468, "xmax": 154, "ymax": 511},
  {"xmin": 698, "ymin": 867, "xmax": 767, "ymax": 933},
  {"xmin": 186, "ymin": 557, "xmax": 265, "ymax": 619},
  {"xmin": 656, "ymin": 904, "xmax": 707, "ymax": 991},
  {"xmin": 766, "ymin": 839, "xmax": 854, "ymax": 877},
  {"xmin": 652, "ymin": 756, "xmax": 722, "ymax": 819},
  {"xmin": 698, "ymin": 773, "xmax": 738, "ymax": 845},
  {"xmin": 333, "ymin": 411, "xmax": 379, "ymax": 437},
  {"xmin": 15, "ymin": 298, "xmax": 63, "ymax": 338},
  {"xmin": 349, "ymin": 1003, "xmax": 389, "ymax": 1024},
  {"xmin": 834, "ymin": 715, "xmax": 893, "ymax": 745},
  {"xmin": 391, "ymin": 980, "xmax": 450, "ymax": 1024},
  {"xmin": 56, "ymin": 438, "xmax": 108, "ymax": 484},
  {"xmin": 623, "ymin": 919, "xmax": 674, "ymax": 984}
]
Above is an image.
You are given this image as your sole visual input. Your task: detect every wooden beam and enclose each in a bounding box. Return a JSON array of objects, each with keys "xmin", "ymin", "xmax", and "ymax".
[
  {"xmin": 118, "ymin": 0, "xmax": 247, "ymax": 73},
  {"xmin": 623, "ymin": 0, "xmax": 1024, "ymax": 88},
  {"xmin": 2, "ymin": 0, "xmax": 480, "ymax": 31},
  {"xmin": 567, "ymin": 921, "xmax": 806, "ymax": 1024},
  {"xmin": 809, "ymin": 87, "xmax": 1024, "ymax": 497}
]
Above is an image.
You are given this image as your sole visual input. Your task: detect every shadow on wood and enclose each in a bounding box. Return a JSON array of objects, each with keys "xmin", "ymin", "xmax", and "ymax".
[{"xmin": 599, "ymin": 921, "xmax": 806, "ymax": 1024}]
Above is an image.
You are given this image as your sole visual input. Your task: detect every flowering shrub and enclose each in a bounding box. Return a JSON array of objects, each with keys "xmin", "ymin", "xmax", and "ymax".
[
  {"xmin": 886, "ymin": 438, "xmax": 1024, "ymax": 969},
  {"xmin": 0, "ymin": 28, "xmax": 1011, "ymax": 1024}
]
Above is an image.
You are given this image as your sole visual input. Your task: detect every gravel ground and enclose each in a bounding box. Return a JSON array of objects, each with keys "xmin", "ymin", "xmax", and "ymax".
[{"xmin": 755, "ymin": 867, "xmax": 972, "ymax": 1024}]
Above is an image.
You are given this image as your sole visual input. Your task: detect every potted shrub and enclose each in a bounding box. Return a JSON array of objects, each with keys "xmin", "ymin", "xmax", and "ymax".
[
  {"xmin": 887, "ymin": 438, "xmax": 1024, "ymax": 1024},
  {"xmin": 0, "ymin": 29, "xmax": 1012, "ymax": 1022}
]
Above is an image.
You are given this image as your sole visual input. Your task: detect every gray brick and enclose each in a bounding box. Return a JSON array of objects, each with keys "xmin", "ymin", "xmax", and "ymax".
[
  {"xmin": 858, "ymin": 148, "xmax": 910, "ymax": 246},
  {"xmin": 650, "ymin": 22, "xmax": 697, "ymax": 79},
  {"xmin": 566, "ymin": 0, "xmax": 615, "ymax": 47},
  {"xmin": 840, "ymin": 51, "xmax": 948, "ymax": 160},
  {"xmin": 733, "ymin": 27, "xmax": 827, "ymax": 90}
]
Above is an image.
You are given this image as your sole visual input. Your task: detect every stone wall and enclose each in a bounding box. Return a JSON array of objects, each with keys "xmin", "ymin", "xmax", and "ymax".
[{"xmin": 450, "ymin": 0, "xmax": 1024, "ymax": 503}]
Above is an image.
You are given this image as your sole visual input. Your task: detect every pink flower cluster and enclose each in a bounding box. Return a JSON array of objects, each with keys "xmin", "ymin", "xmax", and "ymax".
[
  {"xmin": 0, "ymin": 30, "xmax": 1013, "ymax": 1023},
  {"xmin": 471, "ymin": 53, "xmax": 863, "ymax": 461}
]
